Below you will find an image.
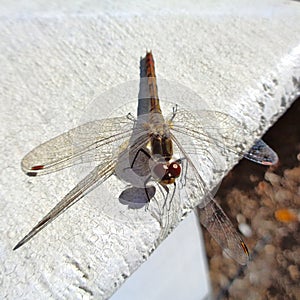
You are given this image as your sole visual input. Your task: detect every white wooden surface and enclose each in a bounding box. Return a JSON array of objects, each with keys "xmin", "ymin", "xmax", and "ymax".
[{"xmin": 1, "ymin": 1, "xmax": 300, "ymax": 299}]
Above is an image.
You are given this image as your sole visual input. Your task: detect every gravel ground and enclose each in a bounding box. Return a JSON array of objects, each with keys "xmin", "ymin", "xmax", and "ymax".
[{"xmin": 202, "ymin": 98, "xmax": 300, "ymax": 300}]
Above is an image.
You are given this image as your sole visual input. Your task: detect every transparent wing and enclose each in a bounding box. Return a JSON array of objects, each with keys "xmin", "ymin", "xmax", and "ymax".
[
  {"xmin": 22, "ymin": 116, "xmax": 135, "ymax": 176},
  {"xmin": 14, "ymin": 160, "xmax": 115, "ymax": 250},
  {"xmin": 172, "ymin": 135, "xmax": 249, "ymax": 264},
  {"xmin": 169, "ymin": 109, "xmax": 250, "ymax": 264},
  {"xmin": 170, "ymin": 109, "xmax": 252, "ymax": 171},
  {"xmin": 14, "ymin": 126, "xmax": 151, "ymax": 250},
  {"xmin": 197, "ymin": 196, "xmax": 249, "ymax": 265},
  {"xmin": 169, "ymin": 109, "xmax": 252, "ymax": 197},
  {"xmin": 171, "ymin": 109, "xmax": 278, "ymax": 166},
  {"xmin": 244, "ymin": 139, "xmax": 278, "ymax": 165}
]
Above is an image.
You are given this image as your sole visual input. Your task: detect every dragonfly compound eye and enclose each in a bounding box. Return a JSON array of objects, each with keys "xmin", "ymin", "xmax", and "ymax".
[
  {"xmin": 151, "ymin": 162, "xmax": 181, "ymax": 185},
  {"xmin": 168, "ymin": 162, "xmax": 181, "ymax": 179}
]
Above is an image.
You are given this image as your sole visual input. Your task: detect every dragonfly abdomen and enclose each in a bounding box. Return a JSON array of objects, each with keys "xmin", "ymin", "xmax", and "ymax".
[{"xmin": 145, "ymin": 51, "xmax": 161, "ymax": 114}]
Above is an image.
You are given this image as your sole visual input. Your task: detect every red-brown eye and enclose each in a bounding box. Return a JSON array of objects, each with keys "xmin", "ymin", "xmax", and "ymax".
[
  {"xmin": 151, "ymin": 161, "xmax": 181, "ymax": 184},
  {"xmin": 168, "ymin": 162, "xmax": 181, "ymax": 178}
]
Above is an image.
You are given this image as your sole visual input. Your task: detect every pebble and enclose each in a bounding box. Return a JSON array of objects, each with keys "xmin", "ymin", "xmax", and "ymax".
[
  {"xmin": 265, "ymin": 171, "xmax": 281, "ymax": 186},
  {"xmin": 264, "ymin": 244, "xmax": 276, "ymax": 255},
  {"xmin": 238, "ymin": 223, "xmax": 252, "ymax": 237},
  {"xmin": 288, "ymin": 265, "xmax": 300, "ymax": 281}
]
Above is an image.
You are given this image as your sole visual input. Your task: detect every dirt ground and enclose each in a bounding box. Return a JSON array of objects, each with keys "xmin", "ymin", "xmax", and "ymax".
[{"xmin": 202, "ymin": 98, "xmax": 300, "ymax": 300}]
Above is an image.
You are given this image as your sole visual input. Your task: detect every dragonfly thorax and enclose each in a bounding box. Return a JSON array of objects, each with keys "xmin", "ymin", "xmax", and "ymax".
[{"xmin": 149, "ymin": 133, "xmax": 173, "ymax": 162}]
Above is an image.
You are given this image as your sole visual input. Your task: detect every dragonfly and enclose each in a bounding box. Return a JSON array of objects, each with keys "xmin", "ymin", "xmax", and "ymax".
[{"xmin": 14, "ymin": 52, "xmax": 277, "ymax": 265}]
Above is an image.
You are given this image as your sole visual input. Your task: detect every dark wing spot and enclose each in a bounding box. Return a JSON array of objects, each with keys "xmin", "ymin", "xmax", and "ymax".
[{"xmin": 26, "ymin": 172, "xmax": 37, "ymax": 177}]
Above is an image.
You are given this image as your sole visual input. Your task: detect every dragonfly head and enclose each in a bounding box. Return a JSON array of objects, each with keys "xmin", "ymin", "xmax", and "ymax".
[{"xmin": 151, "ymin": 161, "xmax": 181, "ymax": 185}]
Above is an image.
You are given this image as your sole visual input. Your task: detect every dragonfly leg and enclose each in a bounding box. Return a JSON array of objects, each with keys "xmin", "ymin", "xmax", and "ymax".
[
  {"xmin": 143, "ymin": 175, "xmax": 153, "ymax": 211},
  {"xmin": 126, "ymin": 112, "xmax": 136, "ymax": 122},
  {"xmin": 170, "ymin": 104, "xmax": 178, "ymax": 122},
  {"xmin": 161, "ymin": 184, "xmax": 171, "ymax": 210},
  {"xmin": 130, "ymin": 148, "xmax": 151, "ymax": 169}
]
